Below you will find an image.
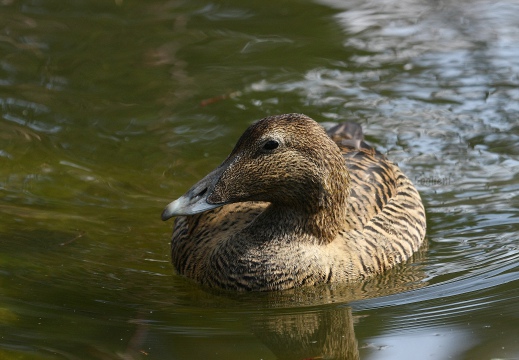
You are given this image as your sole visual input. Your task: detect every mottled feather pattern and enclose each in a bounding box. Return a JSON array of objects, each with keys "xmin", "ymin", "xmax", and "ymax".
[{"xmin": 167, "ymin": 114, "xmax": 426, "ymax": 291}]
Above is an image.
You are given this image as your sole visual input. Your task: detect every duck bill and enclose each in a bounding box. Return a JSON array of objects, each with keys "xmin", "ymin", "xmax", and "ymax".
[{"xmin": 161, "ymin": 165, "xmax": 227, "ymax": 220}]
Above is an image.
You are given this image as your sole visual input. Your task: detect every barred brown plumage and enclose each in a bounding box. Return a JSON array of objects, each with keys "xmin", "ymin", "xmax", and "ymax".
[{"xmin": 162, "ymin": 113, "xmax": 426, "ymax": 291}]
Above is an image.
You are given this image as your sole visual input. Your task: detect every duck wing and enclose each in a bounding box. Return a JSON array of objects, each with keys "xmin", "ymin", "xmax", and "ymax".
[
  {"xmin": 327, "ymin": 122, "xmax": 397, "ymax": 230},
  {"xmin": 328, "ymin": 122, "xmax": 425, "ymax": 274}
]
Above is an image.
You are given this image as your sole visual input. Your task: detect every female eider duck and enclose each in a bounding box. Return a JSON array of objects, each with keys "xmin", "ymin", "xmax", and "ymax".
[{"xmin": 162, "ymin": 114, "xmax": 426, "ymax": 291}]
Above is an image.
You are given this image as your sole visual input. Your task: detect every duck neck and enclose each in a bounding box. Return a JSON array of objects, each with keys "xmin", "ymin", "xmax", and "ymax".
[
  {"xmin": 305, "ymin": 169, "xmax": 351, "ymax": 244},
  {"xmin": 251, "ymin": 162, "xmax": 351, "ymax": 245}
]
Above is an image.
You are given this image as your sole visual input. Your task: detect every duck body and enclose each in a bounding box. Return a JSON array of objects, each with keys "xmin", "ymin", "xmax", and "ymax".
[{"xmin": 162, "ymin": 114, "xmax": 426, "ymax": 291}]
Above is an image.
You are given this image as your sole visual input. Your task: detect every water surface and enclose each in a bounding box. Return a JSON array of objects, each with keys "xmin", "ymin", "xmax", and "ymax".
[{"xmin": 1, "ymin": 0, "xmax": 519, "ymax": 359}]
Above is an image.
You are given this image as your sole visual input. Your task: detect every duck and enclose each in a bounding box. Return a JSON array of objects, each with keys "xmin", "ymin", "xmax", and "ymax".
[{"xmin": 162, "ymin": 113, "xmax": 426, "ymax": 291}]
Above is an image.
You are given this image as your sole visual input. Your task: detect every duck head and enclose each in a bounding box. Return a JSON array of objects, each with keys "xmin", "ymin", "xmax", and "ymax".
[{"xmin": 162, "ymin": 114, "xmax": 350, "ymax": 233}]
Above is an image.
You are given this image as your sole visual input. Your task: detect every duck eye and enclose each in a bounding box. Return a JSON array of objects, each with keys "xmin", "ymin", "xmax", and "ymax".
[{"xmin": 263, "ymin": 140, "xmax": 279, "ymax": 151}]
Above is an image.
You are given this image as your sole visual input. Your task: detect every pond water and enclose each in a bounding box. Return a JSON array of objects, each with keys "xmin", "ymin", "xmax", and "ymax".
[{"xmin": 1, "ymin": 0, "xmax": 519, "ymax": 359}]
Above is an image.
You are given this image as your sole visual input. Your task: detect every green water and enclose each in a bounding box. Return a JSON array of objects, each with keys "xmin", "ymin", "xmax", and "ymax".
[{"xmin": 1, "ymin": 0, "xmax": 519, "ymax": 359}]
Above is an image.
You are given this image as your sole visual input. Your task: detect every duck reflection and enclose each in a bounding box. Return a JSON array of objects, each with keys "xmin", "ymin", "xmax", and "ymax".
[{"xmin": 252, "ymin": 306, "xmax": 359, "ymax": 360}]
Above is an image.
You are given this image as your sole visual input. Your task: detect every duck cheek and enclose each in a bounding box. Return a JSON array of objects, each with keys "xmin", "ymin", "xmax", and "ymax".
[
  {"xmin": 207, "ymin": 178, "xmax": 243, "ymax": 204},
  {"xmin": 208, "ymin": 175, "xmax": 257, "ymax": 204},
  {"xmin": 206, "ymin": 182, "xmax": 229, "ymax": 204}
]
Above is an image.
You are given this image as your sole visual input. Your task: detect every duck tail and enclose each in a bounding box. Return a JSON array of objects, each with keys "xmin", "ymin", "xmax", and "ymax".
[{"xmin": 326, "ymin": 122, "xmax": 371, "ymax": 150}]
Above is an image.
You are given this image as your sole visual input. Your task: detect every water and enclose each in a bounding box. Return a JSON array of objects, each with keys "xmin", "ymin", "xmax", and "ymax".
[{"xmin": 1, "ymin": 0, "xmax": 519, "ymax": 359}]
